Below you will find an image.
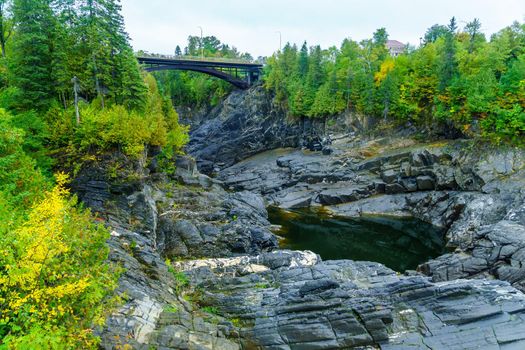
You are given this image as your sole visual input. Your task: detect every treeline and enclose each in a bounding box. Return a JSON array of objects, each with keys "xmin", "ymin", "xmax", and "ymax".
[
  {"xmin": 150, "ymin": 35, "xmax": 255, "ymax": 107},
  {"xmin": 265, "ymin": 19, "xmax": 525, "ymax": 143},
  {"xmin": 0, "ymin": 0, "xmax": 188, "ymax": 160},
  {"xmin": 0, "ymin": 0, "xmax": 188, "ymax": 348}
]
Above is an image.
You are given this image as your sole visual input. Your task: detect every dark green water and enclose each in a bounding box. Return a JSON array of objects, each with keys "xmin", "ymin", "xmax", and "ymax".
[{"xmin": 268, "ymin": 207, "xmax": 445, "ymax": 272}]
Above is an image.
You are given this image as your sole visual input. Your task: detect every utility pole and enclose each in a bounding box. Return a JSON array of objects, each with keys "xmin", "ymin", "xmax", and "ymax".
[
  {"xmin": 198, "ymin": 26, "xmax": 203, "ymax": 58},
  {"xmin": 72, "ymin": 76, "xmax": 80, "ymax": 125},
  {"xmin": 276, "ymin": 31, "xmax": 282, "ymax": 52}
]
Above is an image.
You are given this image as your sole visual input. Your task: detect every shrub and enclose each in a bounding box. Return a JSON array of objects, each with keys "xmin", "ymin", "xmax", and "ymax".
[{"xmin": 0, "ymin": 174, "xmax": 119, "ymax": 349}]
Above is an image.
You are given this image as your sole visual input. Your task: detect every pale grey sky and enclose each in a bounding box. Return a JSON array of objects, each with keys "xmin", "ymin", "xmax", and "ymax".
[{"xmin": 121, "ymin": 0, "xmax": 525, "ymax": 57}]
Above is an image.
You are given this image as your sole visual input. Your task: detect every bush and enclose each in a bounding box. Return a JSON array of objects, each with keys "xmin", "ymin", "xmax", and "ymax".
[
  {"xmin": 0, "ymin": 109, "xmax": 48, "ymax": 217},
  {"xmin": 63, "ymin": 74, "xmax": 189, "ymax": 159},
  {"xmin": 0, "ymin": 174, "xmax": 119, "ymax": 349},
  {"xmin": 481, "ymin": 105, "xmax": 525, "ymax": 144}
]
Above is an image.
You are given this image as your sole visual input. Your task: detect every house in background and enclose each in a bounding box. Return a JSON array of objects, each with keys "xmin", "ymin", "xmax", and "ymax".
[{"xmin": 386, "ymin": 40, "xmax": 406, "ymax": 57}]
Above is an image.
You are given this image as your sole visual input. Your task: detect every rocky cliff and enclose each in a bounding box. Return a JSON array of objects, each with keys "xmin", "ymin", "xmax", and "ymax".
[{"xmin": 70, "ymin": 85, "xmax": 525, "ymax": 349}]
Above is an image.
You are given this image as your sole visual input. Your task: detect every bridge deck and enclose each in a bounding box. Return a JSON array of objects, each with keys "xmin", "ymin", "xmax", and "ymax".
[
  {"xmin": 137, "ymin": 56, "xmax": 263, "ymax": 69},
  {"xmin": 137, "ymin": 56, "xmax": 263, "ymax": 89}
]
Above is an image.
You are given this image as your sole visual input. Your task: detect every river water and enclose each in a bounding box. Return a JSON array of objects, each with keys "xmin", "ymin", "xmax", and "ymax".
[{"xmin": 268, "ymin": 207, "xmax": 445, "ymax": 272}]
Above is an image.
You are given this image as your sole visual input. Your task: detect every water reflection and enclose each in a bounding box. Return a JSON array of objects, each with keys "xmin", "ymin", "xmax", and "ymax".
[{"xmin": 268, "ymin": 207, "xmax": 444, "ymax": 272}]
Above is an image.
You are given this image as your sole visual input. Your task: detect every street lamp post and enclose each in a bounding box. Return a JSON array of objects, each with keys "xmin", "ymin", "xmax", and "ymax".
[
  {"xmin": 275, "ymin": 31, "xmax": 282, "ymax": 52},
  {"xmin": 197, "ymin": 26, "xmax": 203, "ymax": 58}
]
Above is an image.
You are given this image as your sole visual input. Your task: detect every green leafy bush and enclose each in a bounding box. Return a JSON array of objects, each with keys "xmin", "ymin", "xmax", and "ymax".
[{"xmin": 0, "ymin": 174, "xmax": 119, "ymax": 349}]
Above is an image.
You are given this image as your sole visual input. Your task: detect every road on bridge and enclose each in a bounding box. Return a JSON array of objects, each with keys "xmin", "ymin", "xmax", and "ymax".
[{"xmin": 137, "ymin": 56, "xmax": 263, "ymax": 89}]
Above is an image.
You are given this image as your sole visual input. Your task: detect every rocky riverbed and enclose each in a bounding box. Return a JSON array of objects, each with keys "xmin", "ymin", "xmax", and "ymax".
[
  {"xmin": 217, "ymin": 137, "xmax": 525, "ymax": 293},
  {"xmin": 71, "ymin": 85, "xmax": 525, "ymax": 349}
]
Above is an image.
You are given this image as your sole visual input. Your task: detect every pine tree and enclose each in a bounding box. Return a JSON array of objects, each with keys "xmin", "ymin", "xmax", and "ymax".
[
  {"xmin": 306, "ymin": 45, "xmax": 323, "ymax": 90},
  {"xmin": 78, "ymin": 0, "xmax": 146, "ymax": 109},
  {"xmin": 439, "ymin": 17, "xmax": 458, "ymax": 90},
  {"xmin": 298, "ymin": 41, "xmax": 309, "ymax": 78},
  {"xmin": 9, "ymin": 0, "xmax": 56, "ymax": 110}
]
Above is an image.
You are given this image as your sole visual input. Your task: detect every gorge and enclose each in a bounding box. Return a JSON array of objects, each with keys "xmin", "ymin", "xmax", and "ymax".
[
  {"xmin": 2, "ymin": 2, "xmax": 524, "ymax": 349},
  {"xmin": 81, "ymin": 84, "xmax": 525, "ymax": 349}
]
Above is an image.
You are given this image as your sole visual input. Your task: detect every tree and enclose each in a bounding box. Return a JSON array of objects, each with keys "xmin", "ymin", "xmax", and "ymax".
[
  {"xmin": 372, "ymin": 27, "xmax": 389, "ymax": 61},
  {"xmin": 424, "ymin": 24, "xmax": 449, "ymax": 44},
  {"xmin": 439, "ymin": 17, "xmax": 458, "ymax": 90},
  {"xmin": 373, "ymin": 27, "xmax": 388, "ymax": 46},
  {"xmin": 0, "ymin": 0, "xmax": 12, "ymax": 57},
  {"xmin": 298, "ymin": 41, "xmax": 309, "ymax": 78},
  {"xmin": 9, "ymin": 0, "xmax": 56, "ymax": 110},
  {"xmin": 0, "ymin": 174, "xmax": 118, "ymax": 349},
  {"xmin": 306, "ymin": 45, "xmax": 324, "ymax": 90},
  {"xmin": 465, "ymin": 18, "xmax": 482, "ymax": 53},
  {"xmin": 175, "ymin": 45, "xmax": 182, "ymax": 56},
  {"xmin": 77, "ymin": 0, "xmax": 147, "ymax": 109},
  {"xmin": 375, "ymin": 58, "xmax": 397, "ymax": 120}
]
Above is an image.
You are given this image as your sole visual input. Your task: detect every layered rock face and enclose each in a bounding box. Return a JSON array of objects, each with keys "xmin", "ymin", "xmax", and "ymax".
[
  {"xmin": 69, "ymin": 85, "xmax": 525, "ymax": 349},
  {"xmin": 218, "ymin": 137, "xmax": 525, "ymax": 293},
  {"xmin": 71, "ymin": 153, "xmax": 278, "ymax": 349},
  {"xmin": 176, "ymin": 250, "xmax": 525, "ymax": 349},
  {"xmin": 80, "ymin": 142, "xmax": 525, "ymax": 349},
  {"xmin": 185, "ymin": 85, "xmax": 303, "ymax": 174}
]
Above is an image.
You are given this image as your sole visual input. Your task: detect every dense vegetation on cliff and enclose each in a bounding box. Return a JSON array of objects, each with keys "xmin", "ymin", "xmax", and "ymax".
[
  {"xmin": 0, "ymin": 0, "xmax": 187, "ymax": 347},
  {"xmin": 265, "ymin": 19, "xmax": 525, "ymax": 143}
]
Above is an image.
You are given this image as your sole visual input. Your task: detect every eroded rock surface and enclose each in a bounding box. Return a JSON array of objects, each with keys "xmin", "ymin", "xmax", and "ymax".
[
  {"xmin": 70, "ymin": 86, "xmax": 525, "ymax": 349},
  {"xmin": 185, "ymin": 85, "xmax": 302, "ymax": 174},
  {"xmin": 72, "ymin": 153, "xmax": 278, "ymax": 349},
  {"xmin": 176, "ymin": 250, "xmax": 525, "ymax": 349},
  {"xmin": 218, "ymin": 137, "xmax": 525, "ymax": 293}
]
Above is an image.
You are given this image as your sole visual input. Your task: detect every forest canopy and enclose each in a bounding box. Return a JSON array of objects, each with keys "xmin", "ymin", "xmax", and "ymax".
[{"xmin": 263, "ymin": 19, "xmax": 525, "ymax": 143}]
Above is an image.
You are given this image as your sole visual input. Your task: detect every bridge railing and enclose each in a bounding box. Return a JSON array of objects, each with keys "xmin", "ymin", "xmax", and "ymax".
[{"xmin": 137, "ymin": 53, "xmax": 256, "ymax": 65}]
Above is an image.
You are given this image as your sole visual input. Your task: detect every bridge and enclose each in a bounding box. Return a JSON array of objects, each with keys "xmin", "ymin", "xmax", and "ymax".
[{"xmin": 137, "ymin": 56, "xmax": 263, "ymax": 89}]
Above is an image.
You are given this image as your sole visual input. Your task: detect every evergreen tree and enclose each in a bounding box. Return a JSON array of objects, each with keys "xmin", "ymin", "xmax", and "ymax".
[
  {"xmin": 372, "ymin": 27, "xmax": 389, "ymax": 61},
  {"xmin": 9, "ymin": 0, "xmax": 55, "ymax": 110},
  {"xmin": 298, "ymin": 41, "xmax": 309, "ymax": 78},
  {"xmin": 306, "ymin": 45, "xmax": 323, "ymax": 91},
  {"xmin": 439, "ymin": 17, "xmax": 458, "ymax": 90},
  {"xmin": 78, "ymin": 0, "xmax": 146, "ymax": 109},
  {"xmin": 0, "ymin": 0, "xmax": 12, "ymax": 57}
]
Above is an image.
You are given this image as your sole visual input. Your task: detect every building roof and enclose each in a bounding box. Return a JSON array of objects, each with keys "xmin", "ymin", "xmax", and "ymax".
[{"xmin": 386, "ymin": 40, "xmax": 406, "ymax": 49}]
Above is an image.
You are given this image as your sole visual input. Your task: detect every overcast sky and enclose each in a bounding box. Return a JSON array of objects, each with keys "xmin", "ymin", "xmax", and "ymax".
[{"xmin": 121, "ymin": 0, "xmax": 525, "ymax": 57}]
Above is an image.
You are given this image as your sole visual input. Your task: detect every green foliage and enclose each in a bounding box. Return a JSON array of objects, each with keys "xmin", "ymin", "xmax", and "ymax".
[
  {"xmin": 164, "ymin": 304, "xmax": 178, "ymax": 313},
  {"xmin": 9, "ymin": 0, "xmax": 55, "ymax": 110},
  {"xmin": 481, "ymin": 104, "xmax": 525, "ymax": 144},
  {"xmin": 264, "ymin": 19, "xmax": 525, "ymax": 144},
  {"xmin": 0, "ymin": 1, "xmax": 187, "ymax": 347},
  {"xmin": 201, "ymin": 306, "xmax": 219, "ymax": 315},
  {"xmin": 254, "ymin": 282, "xmax": 270, "ymax": 289},
  {"xmin": 0, "ymin": 109, "xmax": 47, "ymax": 220},
  {"xmin": 1, "ymin": 111, "xmax": 120, "ymax": 349},
  {"xmin": 230, "ymin": 318, "xmax": 242, "ymax": 327},
  {"xmin": 145, "ymin": 35, "xmax": 253, "ymax": 109},
  {"xmin": 43, "ymin": 73, "xmax": 188, "ymax": 160},
  {"xmin": 424, "ymin": 24, "xmax": 449, "ymax": 44},
  {"xmin": 7, "ymin": 0, "xmax": 146, "ymax": 112},
  {"xmin": 165, "ymin": 259, "xmax": 190, "ymax": 293},
  {"xmin": 0, "ymin": 171, "xmax": 120, "ymax": 349}
]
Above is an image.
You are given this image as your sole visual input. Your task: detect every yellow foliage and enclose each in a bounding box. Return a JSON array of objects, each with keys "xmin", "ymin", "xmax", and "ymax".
[
  {"xmin": 72, "ymin": 73, "xmax": 188, "ymax": 158},
  {"xmin": 374, "ymin": 59, "xmax": 395, "ymax": 85},
  {"xmin": 0, "ymin": 173, "xmax": 119, "ymax": 349}
]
